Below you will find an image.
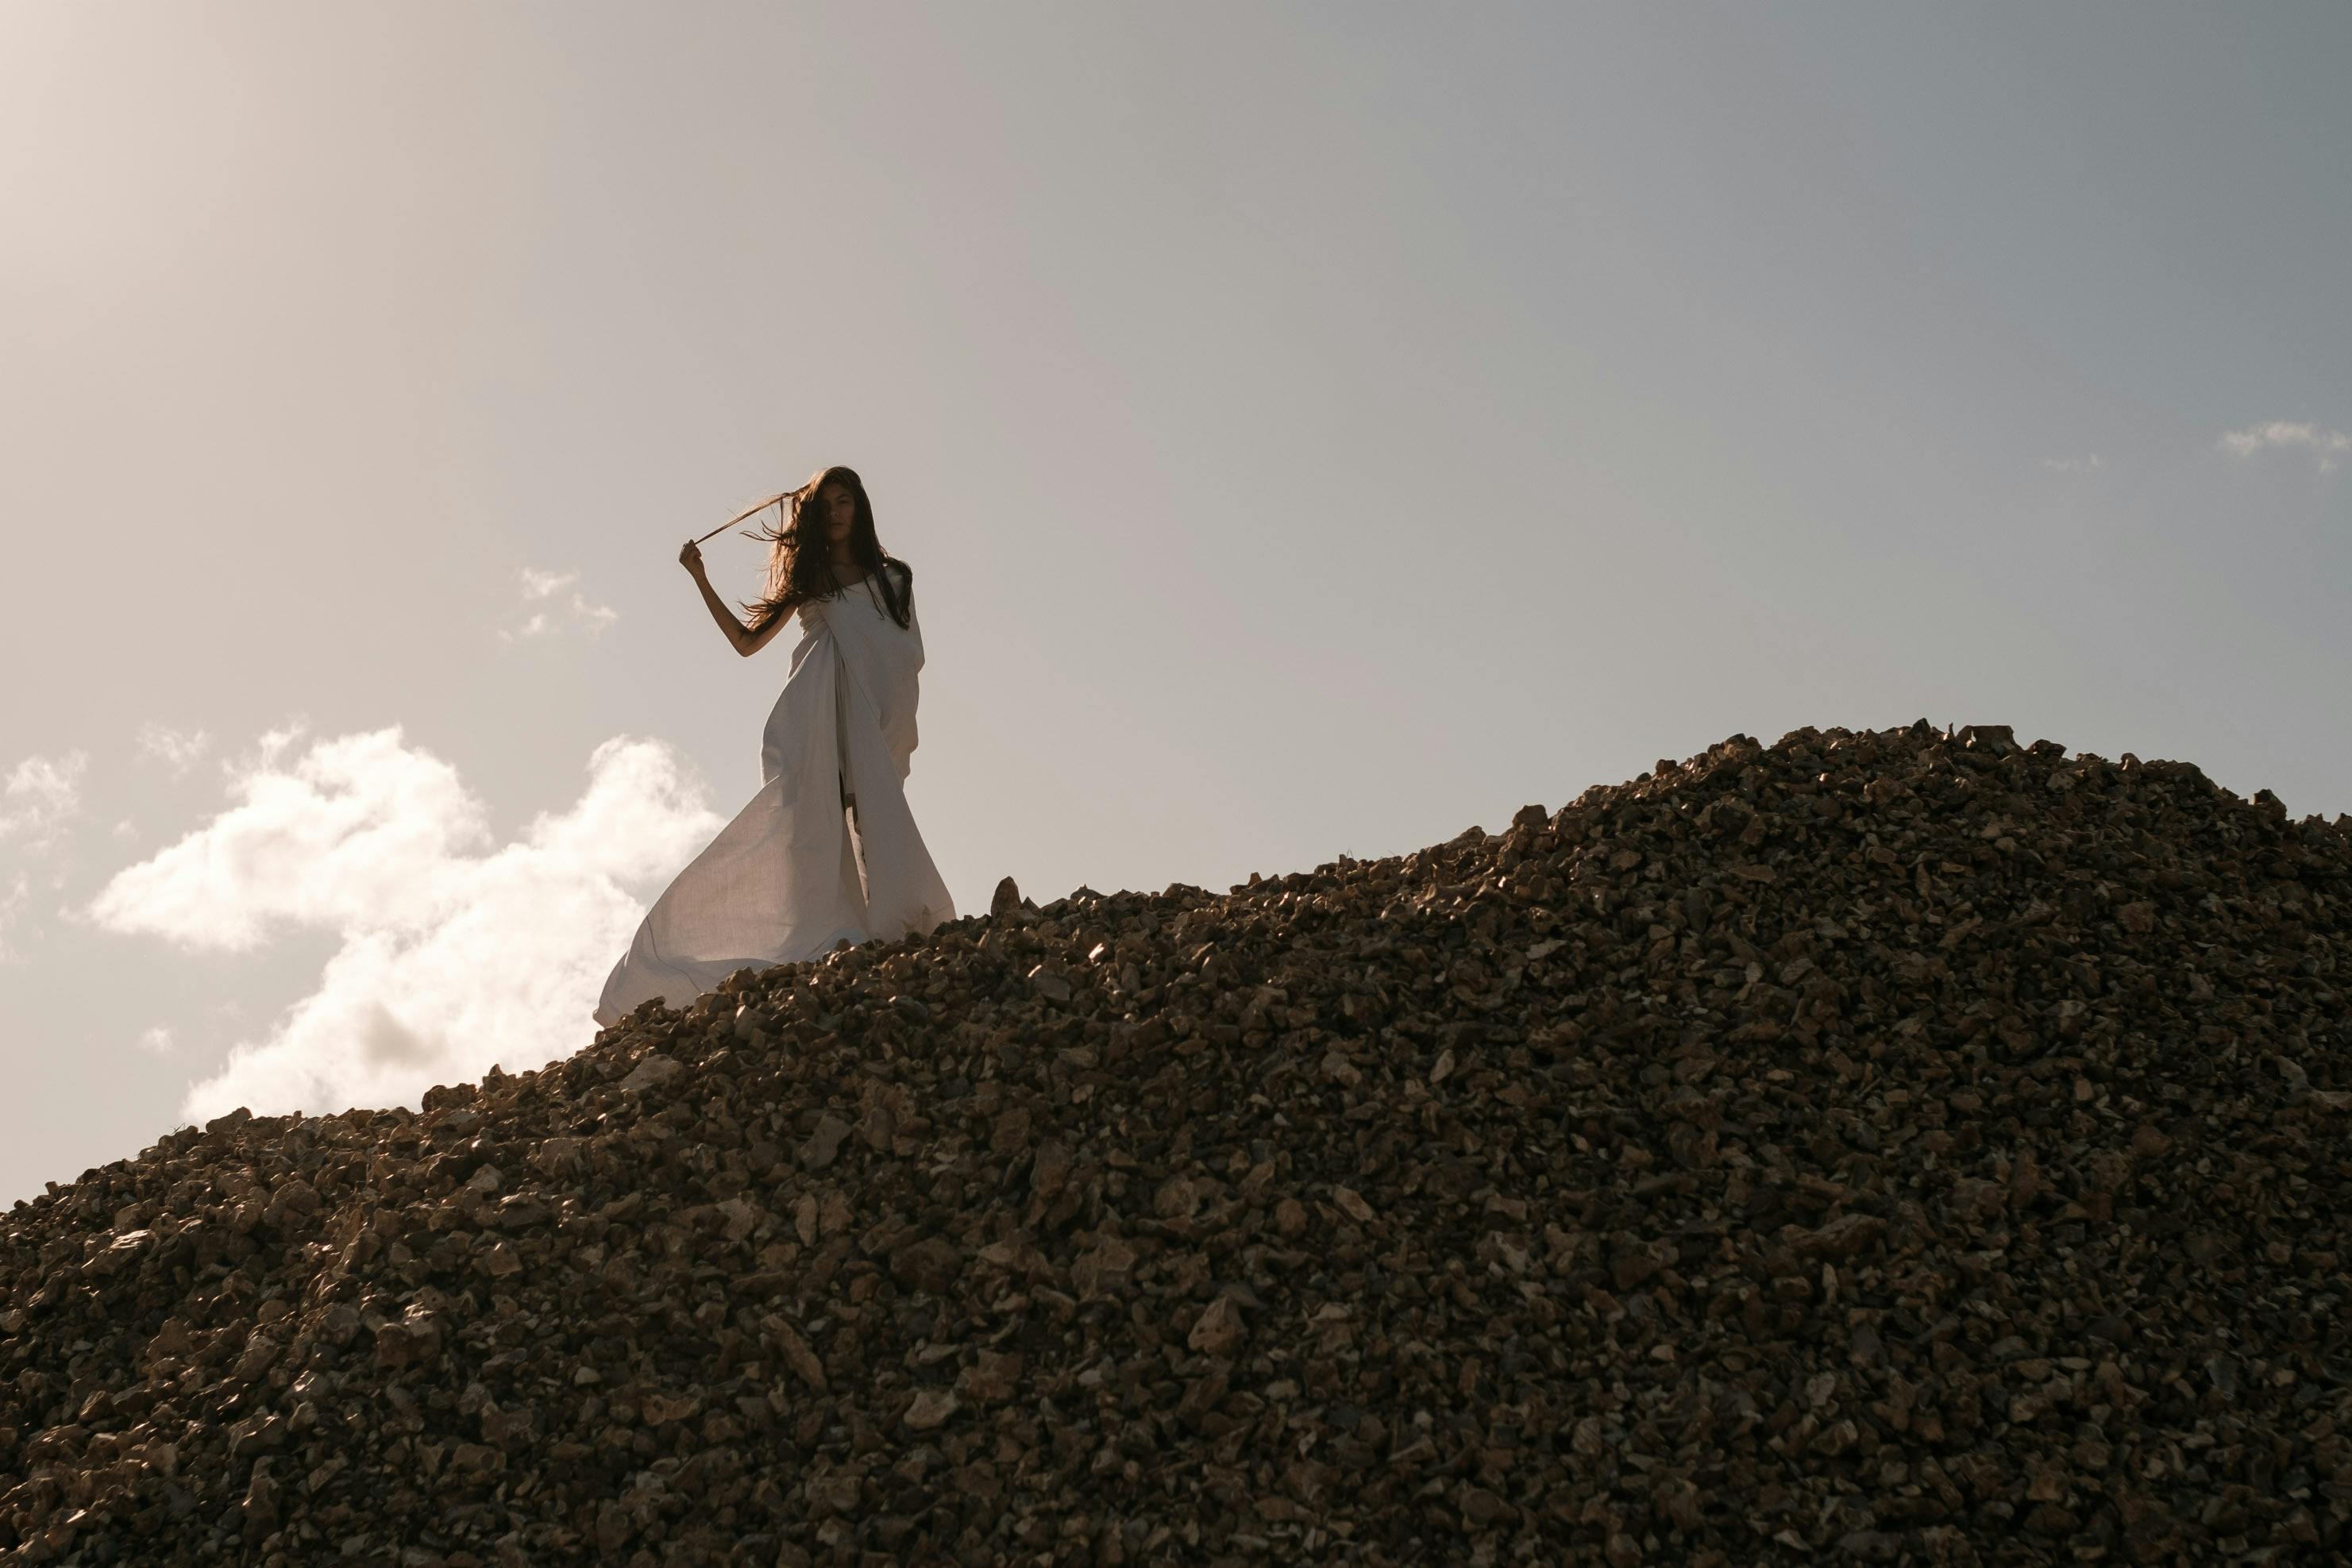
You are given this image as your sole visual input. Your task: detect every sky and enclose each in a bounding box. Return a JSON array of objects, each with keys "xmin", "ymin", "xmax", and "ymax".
[{"xmin": 2, "ymin": 2, "xmax": 2346, "ymax": 1204}]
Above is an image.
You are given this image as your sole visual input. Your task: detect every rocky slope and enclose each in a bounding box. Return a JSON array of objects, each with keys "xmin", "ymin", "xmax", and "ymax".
[{"xmin": 2, "ymin": 721, "xmax": 2348, "ymax": 1566}]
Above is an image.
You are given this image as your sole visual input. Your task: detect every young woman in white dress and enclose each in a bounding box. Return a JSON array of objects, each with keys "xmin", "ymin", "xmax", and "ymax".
[{"xmin": 592, "ymin": 465, "xmax": 958, "ymax": 1029}]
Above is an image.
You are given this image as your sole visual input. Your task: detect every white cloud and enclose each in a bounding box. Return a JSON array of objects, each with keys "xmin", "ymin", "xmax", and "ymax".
[
  {"xmin": 76, "ymin": 727, "xmax": 488, "ymax": 952},
  {"xmin": 137, "ymin": 722, "xmax": 213, "ymax": 775},
  {"xmin": 500, "ymin": 567, "xmax": 619, "ymax": 644},
  {"xmin": 137, "ymin": 1025, "xmax": 176, "ymax": 1057},
  {"xmin": 2042, "ymin": 453, "xmax": 2103, "ymax": 474},
  {"xmin": 74, "ymin": 725, "xmax": 727, "ymax": 1121},
  {"xmin": 0, "ymin": 749, "xmax": 88, "ymax": 855},
  {"xmin": 2216, "ymin": 421, "xmax": 2350, "ymax": 473},
  {"xmin": 0, "ymin": 869, "xmax": 31, "ymax": 962}
]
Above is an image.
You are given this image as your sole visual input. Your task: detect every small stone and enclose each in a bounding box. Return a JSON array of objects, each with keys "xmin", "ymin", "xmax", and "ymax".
[
  {"xmin": 888, "ymin": 1235, "xmax": 963, "ymax": 1296},
  {"xmin": 797, "ymin": 1113, "xmax": 852, "ymax": 1170},
  {"xmin": 1187, "ymin": 1296, "xmax": 1245, "ymax": 1356},
  {"xmin": 903, "ymin": 1388, "xmax": 958, "ymax": 1431},
  {"xmin": 763, "ymin": 1316, "xmax": 827, "ymax": 1393},
  {"xmin": 954, "ymin": 1350, "xmax": 1021, "ymax": 1403},
  {"xmin": 619, "ymin": 1056, "xmax": 683, "ymax": 1092}
]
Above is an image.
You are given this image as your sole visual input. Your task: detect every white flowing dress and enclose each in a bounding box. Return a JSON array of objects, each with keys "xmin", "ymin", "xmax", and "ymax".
[{"xmin": 593, "ymin": 563, "xmax": 957, "ymax": 1028}]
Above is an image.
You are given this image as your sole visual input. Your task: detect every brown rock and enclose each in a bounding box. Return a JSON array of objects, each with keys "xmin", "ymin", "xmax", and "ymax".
[
  {"xmin": 887, "ymin": 1234, "xmax": 963, "ymax": 1296},
  {"xmin": 903, "ymin": 1387, "xmax": 958, "ymax": 1431},
  {"xmin": 762, "ymin": 1315, "xmax": 827, "ymax": 1393},
  {"xmin": 796, "ymin": 1112, "xmax": 852, "ymax": 1170},
  {"xmin": 1186, "ymin": 1295, "xmax": 1245, "ymax": 1357},
  {"xmin": 619, "ymin": 1054, "xmax": 683, "ymax": 1092}
]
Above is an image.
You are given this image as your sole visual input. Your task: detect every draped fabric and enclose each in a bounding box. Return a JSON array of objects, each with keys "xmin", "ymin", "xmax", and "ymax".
[{"xmin": 593, "ymin": 564, "xmax": 955, "ymax": 1028}]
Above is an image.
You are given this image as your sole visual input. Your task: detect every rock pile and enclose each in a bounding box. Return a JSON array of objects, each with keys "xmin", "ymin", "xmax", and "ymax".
[{"xmin": 4, "ymin": 722, "xmax": 2349, "ymax": 1565}]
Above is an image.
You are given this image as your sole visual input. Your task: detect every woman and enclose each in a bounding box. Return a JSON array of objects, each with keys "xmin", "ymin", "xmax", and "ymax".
[{"xmin": 593, "ymin": 465, "xmax": 958, "ymax": 1029}]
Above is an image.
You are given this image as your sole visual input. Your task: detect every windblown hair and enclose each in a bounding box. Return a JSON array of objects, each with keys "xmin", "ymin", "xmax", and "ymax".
[{"xmin": 735, "ymin": 465, "xmax": 914, "ymax": 636}]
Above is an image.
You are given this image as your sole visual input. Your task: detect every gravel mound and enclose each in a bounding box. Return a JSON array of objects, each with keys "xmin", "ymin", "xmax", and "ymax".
[{"xmin": 4, "ymin": 721, "xmax": 2348, "ymax": 1566}]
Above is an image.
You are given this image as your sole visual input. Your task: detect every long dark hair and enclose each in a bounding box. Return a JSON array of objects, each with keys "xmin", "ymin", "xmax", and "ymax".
[{"xmin": 735, "ymin": 465, "xmax": 914, "ymax": 636}]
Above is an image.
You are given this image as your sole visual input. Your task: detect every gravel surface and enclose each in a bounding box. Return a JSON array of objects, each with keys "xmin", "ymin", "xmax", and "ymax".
[{"xmin": 3, "ymin": 721, "xmax": 2347, "ymax": 1565}]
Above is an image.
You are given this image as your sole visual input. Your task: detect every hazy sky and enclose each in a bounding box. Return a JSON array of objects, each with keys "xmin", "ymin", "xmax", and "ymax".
[{"xmin": 3, "ymin": 2, "xmax": 2346, "ymax": 1204}]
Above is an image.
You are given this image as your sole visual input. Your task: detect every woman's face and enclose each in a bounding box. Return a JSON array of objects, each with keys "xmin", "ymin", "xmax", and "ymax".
[{"xmin": 823, "ymin": 487, "xmax": 858, "ymax": 543}]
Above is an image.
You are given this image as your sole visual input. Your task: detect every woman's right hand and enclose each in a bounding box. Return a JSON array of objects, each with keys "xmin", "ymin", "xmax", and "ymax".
[{"xmin": 679, "ymin": 539, "xmax": 705, "ymax": 577}]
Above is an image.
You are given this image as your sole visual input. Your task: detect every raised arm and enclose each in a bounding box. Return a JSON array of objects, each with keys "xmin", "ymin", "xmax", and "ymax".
[
  {"xmin": 680, "ymin": 538, "xmax": 779, "ymax": 657},
  {"xmin": 737, "ymin": 603, "xmax": 797, "ymax": 659}
]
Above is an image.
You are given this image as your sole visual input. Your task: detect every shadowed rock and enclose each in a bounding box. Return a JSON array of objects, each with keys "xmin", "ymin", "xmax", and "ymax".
[{"xmin": 2, "ymin": 721, "xmax": 2347, "ymax": 1563}]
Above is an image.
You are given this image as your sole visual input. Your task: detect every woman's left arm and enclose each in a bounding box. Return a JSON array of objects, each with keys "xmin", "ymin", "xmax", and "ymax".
[
  {"xmin": 738, "ymin": 604, "xmax": 799, "ymax": 659},
  {"xmin": 681, "ymin": 541, "xmax": 751, "ymax": 653}
]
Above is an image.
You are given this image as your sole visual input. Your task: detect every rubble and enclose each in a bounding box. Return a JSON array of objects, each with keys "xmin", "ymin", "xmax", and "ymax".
[{"xmin": 2, "ymin": 721, "xmax": 2347, "ymax": 1564}]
